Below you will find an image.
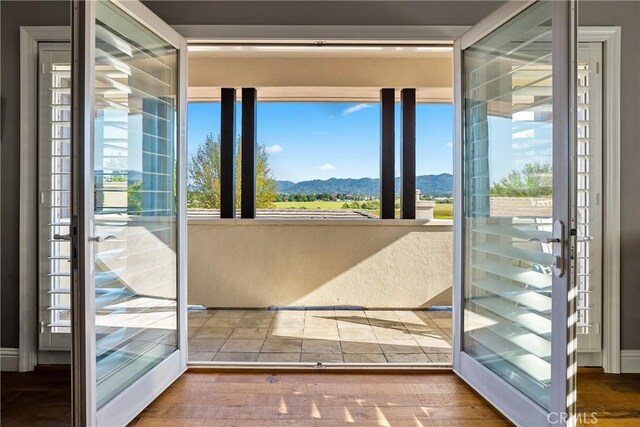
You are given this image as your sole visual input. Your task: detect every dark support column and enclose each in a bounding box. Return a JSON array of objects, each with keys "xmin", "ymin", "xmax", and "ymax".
[
  {"xmin": 220, "ymin": 88, "xmax": 236, "ymax": 218},
  {"xmin": 401, "ymin": 88, "xmax": 416, "ymax": 219},
  {"xmin": 241, "ymin": 88, "xmax": 257, "ymax": 218},
  {"xmin": 380, "ymin": 88, "xmax": 395, "ymax": 219}
]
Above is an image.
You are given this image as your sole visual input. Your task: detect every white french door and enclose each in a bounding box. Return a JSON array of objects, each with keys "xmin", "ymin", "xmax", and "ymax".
[
  {"xmin": 453, "ymin": 0, "xmax": 577, "ymax": 425},
  {"xmin": 70, "ymin": 0, "xmax": 187, "ymax": 425}
]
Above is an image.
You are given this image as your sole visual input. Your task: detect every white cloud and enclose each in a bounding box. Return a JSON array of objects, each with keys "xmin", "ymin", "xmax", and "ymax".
[
  {"xmin": 445, "ymin": 142, "xmax": 454, "ymax": 148},
  {"xmin": 265, "ymin": 144, "xmax": 284, "ymax": 154},
  {"xmin": 342, "ymin": 103, "xmax": 373, "ymax": 116},
  {"xmin": 318, "ymin": 163, "xmax": 336, "ymax": 171}
]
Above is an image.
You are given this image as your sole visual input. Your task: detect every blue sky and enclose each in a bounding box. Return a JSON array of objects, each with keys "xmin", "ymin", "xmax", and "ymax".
[{"xmin": 187, "ymin": 102, "xmax": 454, "ymax": 182}]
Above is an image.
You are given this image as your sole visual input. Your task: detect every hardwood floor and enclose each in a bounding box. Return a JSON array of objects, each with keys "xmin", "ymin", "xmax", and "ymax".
[
  {"xmin": 576, "ymin": 371, "xmax": 640, "ymax": 426},
  {"xmin": 131, "ymin": 371, "xmax": 510, "ymax": 426},
  {"xmin": 2, "ymin": 367, "xmax": 638, "ymax": 426},
  {"xmin": 0, "ymin": 367, "xmax": 71, "ymax": 426},
  {"xmin": 133, "ymin": 371, "xmax": 640, "ymax": 427}
]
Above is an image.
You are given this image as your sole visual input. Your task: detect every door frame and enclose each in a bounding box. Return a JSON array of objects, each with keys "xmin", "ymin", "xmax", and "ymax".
[
  {"xmin": 577, "ymin": 27, "xmax": 622, "ymax": 374},
  {"xmin": 18, "ymin": 22, "xmax": 622, "ymax": 378},
  {"xmin": 19, "ymin": 26, "xmax": 71, "ymax": 372}
]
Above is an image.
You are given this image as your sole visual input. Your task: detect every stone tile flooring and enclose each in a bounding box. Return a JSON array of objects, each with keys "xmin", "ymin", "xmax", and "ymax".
[{"xmin": 188, "ymin": 309, "xmax": 452, "ymax": 365}]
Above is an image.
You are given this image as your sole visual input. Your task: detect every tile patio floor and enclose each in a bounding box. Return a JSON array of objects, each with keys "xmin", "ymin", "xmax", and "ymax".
[{"xmin": 188, "ymin": 309, "xmax": 452, "ymax": 364}]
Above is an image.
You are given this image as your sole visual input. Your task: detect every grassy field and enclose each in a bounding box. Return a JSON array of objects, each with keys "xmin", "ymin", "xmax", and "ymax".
[
  {"xmin": 273, "ymin": 201, "xmax": 347, "ymax": 210},
  {"xmin": 273, "ymin": 201, "xmax": 454, "ymax": 219},
  {"xmin": 433, "ymin": 203, "xmax": 454, "ymax": 219}
]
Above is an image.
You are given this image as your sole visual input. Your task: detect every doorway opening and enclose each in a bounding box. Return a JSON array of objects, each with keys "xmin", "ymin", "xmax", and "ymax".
[{"xmin": 184, "ymin": 43, "xmax": 456, "ymax": 366}]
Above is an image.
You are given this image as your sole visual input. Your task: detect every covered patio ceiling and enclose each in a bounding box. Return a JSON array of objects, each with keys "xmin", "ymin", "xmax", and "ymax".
[{"xmin": 188, "ymin": 44, "xmax": 453, "ymax": 103}]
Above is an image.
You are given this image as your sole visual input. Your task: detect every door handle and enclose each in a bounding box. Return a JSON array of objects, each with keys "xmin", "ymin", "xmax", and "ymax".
[
  {"xmin": 527, "ymin": 237, "xmax": 561, "ymax": 244},
  {"xmin": 53, "ymin": 233, "xmax": 71, "ymax": 241},
  {"xmin": 527, "ymin": 223, "xmax": 564, "ymax": 276},
  {"xmin": 550, "ymin": 220, "xmax": 565, "ymax": 277},
  {"xmin": 89, "ymin": 235, "xmax": 117, "ymax": 242}
]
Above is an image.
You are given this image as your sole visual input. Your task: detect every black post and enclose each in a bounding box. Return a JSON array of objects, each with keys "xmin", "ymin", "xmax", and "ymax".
[
  {"xmin": 380, "ymin": 88, "xmax": 395, "ymax": 219},
  {"xmin": 241, "ymin": 88, "xmax": 257, "ymax": 218},
  {"xmin": 401, "ymin": 88, "xmax": 416, "ymax": 219},
  {"xmin": 220, "ymin": 88, "xmax": 236, "ymax": 218}
]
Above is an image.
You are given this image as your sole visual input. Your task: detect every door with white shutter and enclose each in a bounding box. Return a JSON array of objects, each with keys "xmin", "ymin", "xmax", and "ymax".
[
  {"xmin": 576, "ymin": 42, "xmax": 603, "ymax": 358},
  {"xmin": 452, "ymin": 1, "xmax": 578, "ymax": 425},
  {"xmin": 39, "ymin": 43, "xmax": 73, "ymax": 354}
]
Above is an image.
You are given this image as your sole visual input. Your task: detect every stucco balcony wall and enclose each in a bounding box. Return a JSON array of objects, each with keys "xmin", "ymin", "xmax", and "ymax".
[{"xmin": 187, "ymin": 218, "xmax": 453, "ymax": 308}]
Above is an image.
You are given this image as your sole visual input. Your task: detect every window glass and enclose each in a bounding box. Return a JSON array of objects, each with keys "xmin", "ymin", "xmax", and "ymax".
[
  {"xmin": 187, "ymin": 100, "xmax": 455, "ymax": 220},
  {"xmin": 187, "ymin": 101, "xmax": 242, "ymax": 216}
]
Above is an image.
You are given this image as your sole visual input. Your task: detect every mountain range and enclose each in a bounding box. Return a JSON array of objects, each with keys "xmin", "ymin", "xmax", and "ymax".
[{"xmin": 276, "ymin": 173, "xmax": 453, "ymax": 197}]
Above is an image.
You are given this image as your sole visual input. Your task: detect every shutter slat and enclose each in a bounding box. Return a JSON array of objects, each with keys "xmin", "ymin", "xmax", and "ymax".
[
  {"xmin": 473, "ymin": 278, "xmax": 552, "ymax": 313},
  {"xmin": 473, "ymin": 224, "xmax": 552, "ymax": 241},
  {"xmin": 470, "ymin": 328, "xmax": 551, "ymax": 383},
  {"xmin": 473, "ymin": 261, "xmax": 552, "ymax": 289},
  {"xmin": 474, "ymin": 242, "xmax": 553, "ymax": 267},
  {"xmin": 471, "ymin": 296, "xmax": 552, "ymax": 335}
]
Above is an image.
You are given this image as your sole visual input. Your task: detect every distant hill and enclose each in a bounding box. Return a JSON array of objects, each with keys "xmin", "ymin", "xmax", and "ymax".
[{"xmin": 276, "ymin": 174, "xmax": 453, "ymax": 197}]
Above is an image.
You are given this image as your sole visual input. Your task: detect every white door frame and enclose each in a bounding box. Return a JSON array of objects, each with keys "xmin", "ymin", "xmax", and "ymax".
[
  {"xmin": 18, "ymin": 23, "xmax": 622, "ymax": 375},
  {"xmin": 578, "ymin": 26, "xmax": 622, "ymax": 374},
  {"xmin": 19, "ymin": 26, "xmax": 71, "ymax": 372}
]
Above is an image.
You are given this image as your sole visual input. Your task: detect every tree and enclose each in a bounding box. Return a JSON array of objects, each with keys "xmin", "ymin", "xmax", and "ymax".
[
  {"xmin": 188, "ymin": 134, "xmax": 277, "ymax": 209},
  {"xmin": 188, "ymin": 134, "xmax": 221, "ymax": 208},
  {"xmin": 490, "ymin": 163, "xmax": 552, "ymax": 197}
]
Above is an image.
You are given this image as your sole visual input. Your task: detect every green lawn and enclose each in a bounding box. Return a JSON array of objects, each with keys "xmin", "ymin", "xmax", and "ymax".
[
  {"xmin": 273, "ymin": 200, "xmax": 454, "ymax": 219},
  {"xmin": 433, "ymin": 203, "xmax": 454, "ymax": 219},
  {"xmin": 273, "ymin": 201, "xmax": 348, "ymax": 210}
]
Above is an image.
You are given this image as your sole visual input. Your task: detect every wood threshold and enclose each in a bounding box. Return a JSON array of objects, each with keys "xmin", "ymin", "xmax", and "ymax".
[{"xmin": 187, "ymin": 365, "xmax": 453, "ymax": 374}]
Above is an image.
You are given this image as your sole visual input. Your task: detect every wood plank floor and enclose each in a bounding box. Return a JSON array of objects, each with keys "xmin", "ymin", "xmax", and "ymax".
[
  {"xmin": 130, "ymin": 371, "xmax": 510, "ymax": 426},
  {"xmin": 576, "ymin": 371, "xmax": 640, "ymax": 426},
  {"xmin": 2, "ymin": 368, "xmax": 639, "ymax": 426},
  {"xmin": 0, "ymin": 367, "xmax": 71, "ymax": 426}
]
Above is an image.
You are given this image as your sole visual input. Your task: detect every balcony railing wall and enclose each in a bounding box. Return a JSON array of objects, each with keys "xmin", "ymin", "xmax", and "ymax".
[{"xmin": 187, "ymin": 219, "xmax": 453, "ymax": 308}]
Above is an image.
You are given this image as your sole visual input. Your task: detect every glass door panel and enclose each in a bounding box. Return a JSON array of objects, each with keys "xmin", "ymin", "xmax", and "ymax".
[
  {"xmin": 72, "ymin": 0, "xmax": 187, "ymax": 424},
  {"xmin": 454, "ymin": 0, "xmax": 576, "ymax": 424},
  {"xmin": 462, "ymin": 0, "xmax": 554, "ymax": 410},
  {"xmin": 93, "ymin": 1, "xmax": 179, "ymax": 408}
]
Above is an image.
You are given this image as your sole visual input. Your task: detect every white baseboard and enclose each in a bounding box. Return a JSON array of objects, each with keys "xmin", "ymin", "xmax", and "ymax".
[
  {"xmin": 621, "ymin": 350, "xmax": 640, "ymax": 373},
  {"xmin": 0, "ymin": 348, "xmax": 20, "ymax": 372}
]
